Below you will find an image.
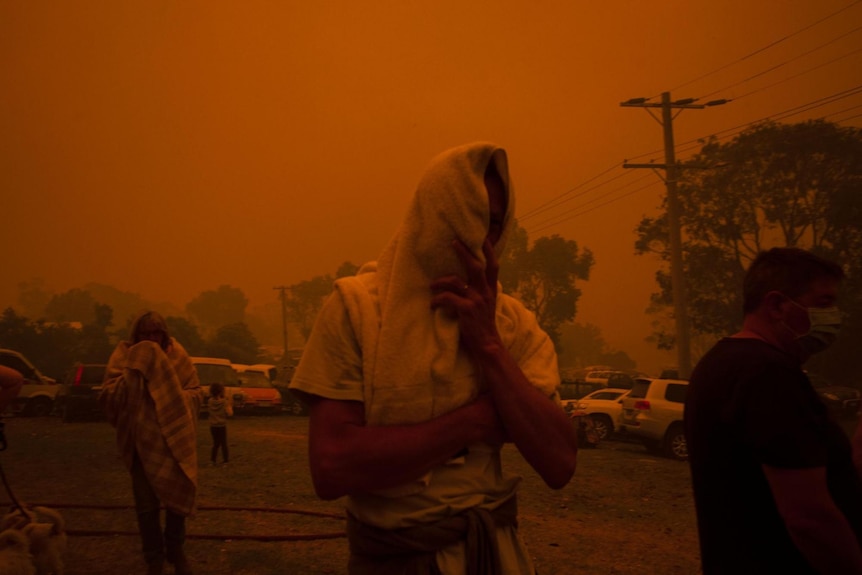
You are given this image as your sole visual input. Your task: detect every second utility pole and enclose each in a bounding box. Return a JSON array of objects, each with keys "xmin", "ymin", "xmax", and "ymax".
[
  {"xmin": 621, "ymin": 92, "xmax": 726, "ymax": 379},
  {"xmin": 274, "ymin": 285, "xmax": 289, "ymax": 368}
]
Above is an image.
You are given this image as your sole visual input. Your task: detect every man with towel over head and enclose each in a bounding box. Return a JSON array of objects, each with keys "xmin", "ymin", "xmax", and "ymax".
[
  {"xmin": 290, "ymin": 142, "xmax": 579, "ymax": 574},
  {"xmin": 100, "ymin": 311, "xmax": 203, "ymax": 575}
]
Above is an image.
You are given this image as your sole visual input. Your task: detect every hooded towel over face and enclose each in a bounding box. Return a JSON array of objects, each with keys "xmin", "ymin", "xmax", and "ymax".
[
  {"xmin": 100, "ymin": 339, "xmax": 202, "ymax": 516},
  {"xmin": 335, "ymin": 142, "xmax": 558, "ymax": 426}
]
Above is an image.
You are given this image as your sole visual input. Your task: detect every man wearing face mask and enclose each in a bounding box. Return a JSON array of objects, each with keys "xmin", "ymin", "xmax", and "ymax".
[{"xmin": 685, "ymin": 247, "xmax": 862, "ymax": 574}]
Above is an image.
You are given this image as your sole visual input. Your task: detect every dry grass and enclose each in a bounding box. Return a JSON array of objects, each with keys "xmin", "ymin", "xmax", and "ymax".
[{"xmin": 0, "ymin": 415, "xmax": 702, "ymax": 575}]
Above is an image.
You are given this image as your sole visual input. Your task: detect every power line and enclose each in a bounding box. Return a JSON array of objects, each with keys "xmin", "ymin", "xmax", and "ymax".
[
  {"xmin": 519, "ymin": 86, "xmax": 862, "ymax": 236},
  {"xmin": 698, "ymin": 25, "xmax": 862, "ymax": 100},
  {"xmin": 525, "ymin": 178, "xmax": 662, "ymax": 236},
  {"xmin": 834, "ymin": 111, "xmax": 862, "ymax": 123},
  {"xmin": 823, "ymin": 102, "xmax": 862, "ymax": 118},
  {"xmin": 524, "ymin": 171, "xmax": 655, "ymax": 230},
  {"xmin": 660, "ymin": 0, "xmax": 861, "ymax": 97},
  {"xmin": 657, "ymin": 84, "xmax": 862, "ymax": 160},
  {"xmin": 729, "ymin": 46, "xmax": 862, "ymax": 102},
  {"xmin": 519, "ymin": 166, "xmax": 636, "ymax": 222}
]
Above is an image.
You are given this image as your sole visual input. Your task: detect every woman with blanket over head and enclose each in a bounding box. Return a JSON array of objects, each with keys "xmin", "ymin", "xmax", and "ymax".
[
  {"xmin": 290, "ymin": 142, "xmax": 579, "ymax": 574},
  {"xmin": 100, "ymin": 311, "xmax": 202, "ymax": 575}
]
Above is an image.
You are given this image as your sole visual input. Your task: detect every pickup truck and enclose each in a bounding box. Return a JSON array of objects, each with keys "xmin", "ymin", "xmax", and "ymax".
[{"xmin": 0, "ymin": 348, "xmax": 60, "ymax": 417}]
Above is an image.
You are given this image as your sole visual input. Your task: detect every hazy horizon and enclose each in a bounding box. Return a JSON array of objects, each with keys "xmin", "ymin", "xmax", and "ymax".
[{"xmin": 4, "ymin": 0, "xmax": 860, "ymax": 376}]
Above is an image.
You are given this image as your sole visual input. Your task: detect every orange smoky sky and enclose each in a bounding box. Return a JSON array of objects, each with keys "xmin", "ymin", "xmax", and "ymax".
[{"xmin": 2, "ymin": 1, "xmax": 860, "ymax": 374}]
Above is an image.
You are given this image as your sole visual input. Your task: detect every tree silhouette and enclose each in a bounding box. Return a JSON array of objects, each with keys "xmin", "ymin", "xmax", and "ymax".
[{"xmin": 636, "ymin": 119, "xmax": 862, "ymax": 380}]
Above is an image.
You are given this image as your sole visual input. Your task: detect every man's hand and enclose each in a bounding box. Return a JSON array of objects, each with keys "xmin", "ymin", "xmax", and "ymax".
[
  {"xmin": 464, "ymin": 393, "xmax": 509, "ymax": 447},
  {"xmin": 430, "ymin": 236, "xmax": 577, "ymax": 490},
  {"xmin": 430, "ymin": 238, "xmax": 501, "ymax": 354}
]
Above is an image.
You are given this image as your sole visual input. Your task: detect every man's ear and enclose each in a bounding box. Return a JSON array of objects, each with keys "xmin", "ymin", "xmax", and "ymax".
[{"xmin": 763, "ymin": 291, "xmax": 788, "ymax": 320}]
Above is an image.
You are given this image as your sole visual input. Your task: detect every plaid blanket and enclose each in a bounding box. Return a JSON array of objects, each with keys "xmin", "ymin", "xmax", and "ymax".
[{"xmin": 100, "ymin": 339, "xmax": 202, "ymax": 516}]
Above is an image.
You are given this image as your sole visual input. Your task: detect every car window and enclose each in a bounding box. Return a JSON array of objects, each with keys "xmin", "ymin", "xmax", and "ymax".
[
  {"xmin": 0, "ymin": 354, "xmax": 35, "ymax": 380},
  {"xmin": 83, "ymin": 365, "xmax": 108, "ymax": 383},
  {"xmin": 607, "ymin": 374, "xmax": 634, "ymax": 389},
  {"xmin": 238, "ymin": 372, "xmax": 273, "ymax": 388},
  {"xmin": 194, "ymin": 364, "xmax": 238, "ymax": 386},
  {"xmin": 559, "ymin": 382, "xmax": 603, "ymax": 400},
  {"xmin": 66, "ymin": 364, "xmax": 108, "ymax": 385},
  {"xmin": 629, "ymin": 380, "xmax": 651, "ymax": 399},
  {"xmin": 591, "ymin": 391, "xmax": 622, "ymax": 400},
  {"xmin": 665, "ymin": 383, "xmax": 688, "ymax": 403}
]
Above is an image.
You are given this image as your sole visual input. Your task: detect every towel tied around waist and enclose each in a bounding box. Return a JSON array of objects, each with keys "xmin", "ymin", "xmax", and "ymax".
[{"xmin": 347, "ymin": 494, "xmax": 518, "ymax": 575}]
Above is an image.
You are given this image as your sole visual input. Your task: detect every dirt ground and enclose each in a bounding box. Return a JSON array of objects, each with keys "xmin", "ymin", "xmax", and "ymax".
[{"xmin": 0, "ymin": 415, "xmax": 701, "ymax": 574}]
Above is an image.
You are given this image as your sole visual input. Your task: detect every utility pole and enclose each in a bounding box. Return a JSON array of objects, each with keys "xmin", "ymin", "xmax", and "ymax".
[
  {"xmin": 621, "ymin": 92, "xmax": 727, "ymax": 379},
  {"xmin": 273, "ymin": 285, "xmax": 289, "ymax": 368}
]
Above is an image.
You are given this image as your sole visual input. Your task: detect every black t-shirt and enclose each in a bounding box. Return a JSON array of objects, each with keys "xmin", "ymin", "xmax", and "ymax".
[{"xmin": 685, "ymin": 338, "xmax": 862, "ymax": 574}]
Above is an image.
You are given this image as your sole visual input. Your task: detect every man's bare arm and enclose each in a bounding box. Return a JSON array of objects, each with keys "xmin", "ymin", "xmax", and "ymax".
[
  {"xmin": 473, "ymin": 343, "xmax": 578, "ymax": 489},
  {"xmin": 764, "ymin": 464, "xmax": 862, "ymax": 574},
  {"xmin": 307, "ymin": 394, "xmax": 506, "ymax": 500},
  {"xmin": 431, "ymin": 239, "xmax": 578, "ymax": 489}
]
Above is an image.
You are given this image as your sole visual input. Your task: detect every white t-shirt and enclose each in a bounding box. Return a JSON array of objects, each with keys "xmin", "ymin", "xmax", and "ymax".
[{"xmin": 291, "ymin": 283, "xmax": 561, "ymax": 574}]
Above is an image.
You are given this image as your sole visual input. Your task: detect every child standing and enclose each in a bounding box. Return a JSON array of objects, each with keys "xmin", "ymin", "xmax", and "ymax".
[{"xmin": 207, "ymin": 383, "xmax": 232, "ymax": 466}]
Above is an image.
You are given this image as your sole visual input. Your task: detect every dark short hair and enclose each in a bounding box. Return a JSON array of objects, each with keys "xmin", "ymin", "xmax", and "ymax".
[
  {"xmin": 210, "ymin": 382, "xmax": 225, "ymax": 398},
  {"xmin": 743, "ymin": 247, "xmax": 844, "ymax": 313}
]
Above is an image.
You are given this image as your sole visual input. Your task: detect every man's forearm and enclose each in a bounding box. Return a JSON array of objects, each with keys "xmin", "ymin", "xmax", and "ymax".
[
  {"xmin": 786, "ymin": 508, "xmax": 862, "ymax": 574},
  {"xmin": 475, "ymin": 343, "xmax": 577, "ymax": 489},
  {"xmin": 767, "ymin": 465, "xmax": 862, "ymax": 573},
  {"xmin": 308, "ymin": 398, "xmax": 499, "ymax": 500}
]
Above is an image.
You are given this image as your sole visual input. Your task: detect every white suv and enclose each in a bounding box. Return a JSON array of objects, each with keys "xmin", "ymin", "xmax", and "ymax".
[{"xmin": 619, "ymin": 377, "xmax": 689, "ymax": 460}]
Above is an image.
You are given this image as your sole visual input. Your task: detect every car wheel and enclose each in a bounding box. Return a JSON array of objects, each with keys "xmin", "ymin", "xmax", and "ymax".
[
  {"xmin": 25, "ymin": 398, "xmax": 53, "ymax": 417},
  {"xmin": 663, "ymin": 423, "xmax": 688, "ymax": 460},
  {"xmin": 588, "ymin": 414, "xmax": 613, "ymax": 441}
]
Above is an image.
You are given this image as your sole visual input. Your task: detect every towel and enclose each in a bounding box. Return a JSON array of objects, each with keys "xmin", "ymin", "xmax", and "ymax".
[
  {"xmin": 100, "ymin": 339, "xmax": 202, "ymax": 516},
  {"xmin": 335, "ymin": 142, "xmax": 556, "ymax": 426}
]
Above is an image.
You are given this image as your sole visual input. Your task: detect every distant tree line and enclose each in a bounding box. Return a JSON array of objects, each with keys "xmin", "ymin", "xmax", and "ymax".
[
  {"xmin": 7, "ymin": 226, "xmax": 634, "ymax": 378},
  {"xmin": 1, "ymin": 281, "xmax": 267, "ymax": 380}
]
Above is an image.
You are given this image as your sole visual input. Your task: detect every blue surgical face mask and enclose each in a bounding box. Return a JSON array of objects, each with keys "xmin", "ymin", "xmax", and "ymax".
[{"xmin": 787, "ymin": 299, "xmax": 842, "ymax": 356}]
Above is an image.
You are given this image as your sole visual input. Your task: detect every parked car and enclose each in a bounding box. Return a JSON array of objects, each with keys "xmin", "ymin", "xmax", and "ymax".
[
  {"xmin": 56, "ymin": 363, "xmax": 108, "ymax": 422},
  {"xmin": 567, "ymin": 404, "xmax": 600, "ymax": 448},
  {"xmin": 562, "ymin": 387, "xmax": 630, "ymax": 441},
  {"xmin": 807, "ymin": 373, "xmax": 861, "ymax": 419},
  {"xmin": 605, "ymin": 372, "xmax": 636, "ymax": 390},
  {"xmin": 0, "ymin": 348, "xmax": 59, "ymax": 417},
  {"xmin": 558, "ymin": 380, "xmax": 605, "ymax": 401},
  {"xmin": 619, "ymin": 377, "xmax": 689, "ymax": 460},
  {"xmin": 243, "ymin": 363, "xmax": 278, "ymax": 382},
  {"xmin": 584, "ymin": 370, "xmax": 613, "ymax": 385},
  {"xmin": 191, "ymin": 357, "xmax": 241, "ymax": 417},
  {"xmin": 233, "ymin": 370, "xmax": 283, "ymax": 414},
  {"xmin": 558, "ymin": 370, "xmax": 635, "ymax": 400}
]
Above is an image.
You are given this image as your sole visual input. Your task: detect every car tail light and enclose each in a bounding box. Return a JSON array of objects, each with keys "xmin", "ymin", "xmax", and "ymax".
[
  {"xmin": 74, "ymin": 365, "xmax": 84, "ymax": 386},
  {"xmin": 634, "ymin": 400, "xmax": 651, "ymax": 410}
]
